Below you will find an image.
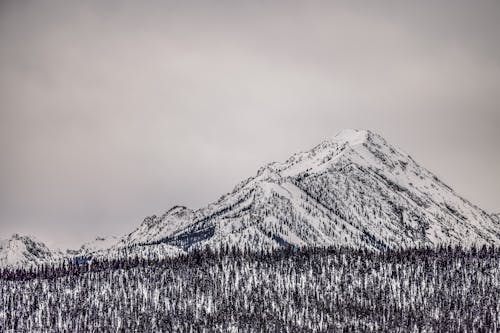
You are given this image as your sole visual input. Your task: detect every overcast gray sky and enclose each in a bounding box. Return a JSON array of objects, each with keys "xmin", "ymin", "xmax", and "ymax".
[{"xmin": 1, "ymin": 0, "xmax": 499, "ymax": 249}]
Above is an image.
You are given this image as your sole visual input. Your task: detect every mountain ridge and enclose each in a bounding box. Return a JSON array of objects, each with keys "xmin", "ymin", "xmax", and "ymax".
[
  {"xmin": 119, "ymin": 129, "xmax": 500, "ymax": 252},
  {"xmin": 2, "ymin": 129, "xmax": 499, "ymax": 268}
]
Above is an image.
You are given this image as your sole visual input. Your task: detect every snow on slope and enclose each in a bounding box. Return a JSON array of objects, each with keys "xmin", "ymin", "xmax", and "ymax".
[
  {"xmin": 0, "ymin": 234, "xmax": 56, "ymax": 268},
  {"xmin": 124, "ymin": 129, "xmax": 500, "ymax": 251},
  {"xmin": 70, "ymin": 236, "xmax": 119, "ymax": 256},
  {"xmin": 71, "ymin": 233, "xmax": 185, "ymax": 261},
  {"xmin": 4, "ymin": 129, "xmax": 499, "ymax": 268},
  {"xmin": 91, "ymin": 243, "xmax": 185, "ymax": 261},
  {"xmin": 0, "ymin": 232, "xmax": 183, "ymax": 268},
  {"xmin": 118, "ymin": 206, "xmax": 195, "ymax": 247}
]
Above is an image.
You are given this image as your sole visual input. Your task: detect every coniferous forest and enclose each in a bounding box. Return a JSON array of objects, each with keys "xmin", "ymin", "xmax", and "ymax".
[{"xmin": 1, "ymin": 246, "xmax": 499, "ymax": 332}]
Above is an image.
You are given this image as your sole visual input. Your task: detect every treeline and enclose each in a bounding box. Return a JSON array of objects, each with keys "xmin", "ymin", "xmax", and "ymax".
[{"xmin": 1, "ymin": 245, "xmax": 499, "ymax": 332}]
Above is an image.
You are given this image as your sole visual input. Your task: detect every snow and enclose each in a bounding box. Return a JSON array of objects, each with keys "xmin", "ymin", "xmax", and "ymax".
[
  {"xmin": 76, "ymin": 129, "xmax": 500, "ymax": 253},
  {"xmin": 167, "ymin": 128, "xmax": 500, "ymax": 250},
  {"xmin": 491, "ymin": 213, "xmax": 500, "ymax": 223},
  {"xmin": 75, "ymin": 236, "xmax": 119, "ymax": 255},
  {"xmin": 3, "ymin": 129, "xmax": 499, "ymax": 268},
  {"xmin": 331, "ymin": 129, "xmax": 368, "ymax": 146},
  {"xmin": 117, "ymin": 206, "xmax": 195, "ymax": 247},
  {"xmin": 0, "ymin": 234, "xmax": 56, "ymax": 268}
]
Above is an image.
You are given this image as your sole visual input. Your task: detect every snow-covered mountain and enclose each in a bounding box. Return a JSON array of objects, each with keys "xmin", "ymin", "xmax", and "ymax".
[
  {"xmin": 119, "ymin": 129, "xmax": 500, "ymax": 251},
  {"xmin": 0, "ymin": 234, "xmax": 56, "ymax": 268},
  {"xmin": 3, "ymin": 129, "xmax": 499, "ymax": 268}
]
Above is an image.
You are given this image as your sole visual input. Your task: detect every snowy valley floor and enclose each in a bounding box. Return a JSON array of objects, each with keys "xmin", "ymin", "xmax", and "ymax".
[{"xmin": 1, "ymin": 246, "xmax": 499, "ymax": 332}]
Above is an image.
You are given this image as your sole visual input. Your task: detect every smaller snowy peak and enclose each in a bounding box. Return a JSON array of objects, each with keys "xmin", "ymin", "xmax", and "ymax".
[
  {"xmin": 118, "ymin": 206, "xmax": 195, "ymax": 246},
  {"xmin": 0, "ymin": 234, "xmax": 55, "ymax": 268},
  {"xmin": 141, "ymin": 206, "xmax": 192, "ymax": 227},
  {"xmin": 72, "ymin": 236, "xmax": 119, "ymax": 256}
]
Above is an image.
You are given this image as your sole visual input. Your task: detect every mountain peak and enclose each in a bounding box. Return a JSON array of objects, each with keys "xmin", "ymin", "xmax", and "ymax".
[
  {"xmin": 10, "ymin": 233, "xmax": 22, "ymax": 240},
  {"xmin": 0, "ymin": 234, "xmax": 55, "ymax": 268},
  {"xmin": 165, "ymin": 205, "xmax": 192, "ymax": 216},
  {"xmin": 331, "ymin": 129, "xmax": 369, "ymax": 146},
  {"xmin": 71, "ymin": 235, "xmax": 119, "ymax": 256},
  {"xmin": 149, "ymin": 129, "xmax": 500, "ymax": 251},
  {"xmin": 310, "ymin": 129, "xmax": 370, "ymax": 155},
  {"xmin": 118, "ymin": 206, "xmax": 195, "ymax": 247},
  {"xmin": 8, "ymin": 233, "xmax": 39, "ymax": 244}
]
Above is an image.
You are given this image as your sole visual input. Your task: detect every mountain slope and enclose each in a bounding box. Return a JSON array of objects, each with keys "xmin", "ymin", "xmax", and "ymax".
[
  {"xmin": 121, "ymin": 129, "xmax": 500, "ymax": 251},
  {"xmin": 0, "ymin": 234, "xmax": 56, "ymax": 268},
  {"xmin": 69, "ymin": 234, "xmax": 184, "ymax": 261},
  {"xmin": 117, "ymin": 206, "xmax": 195, "ymax": 247}
]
